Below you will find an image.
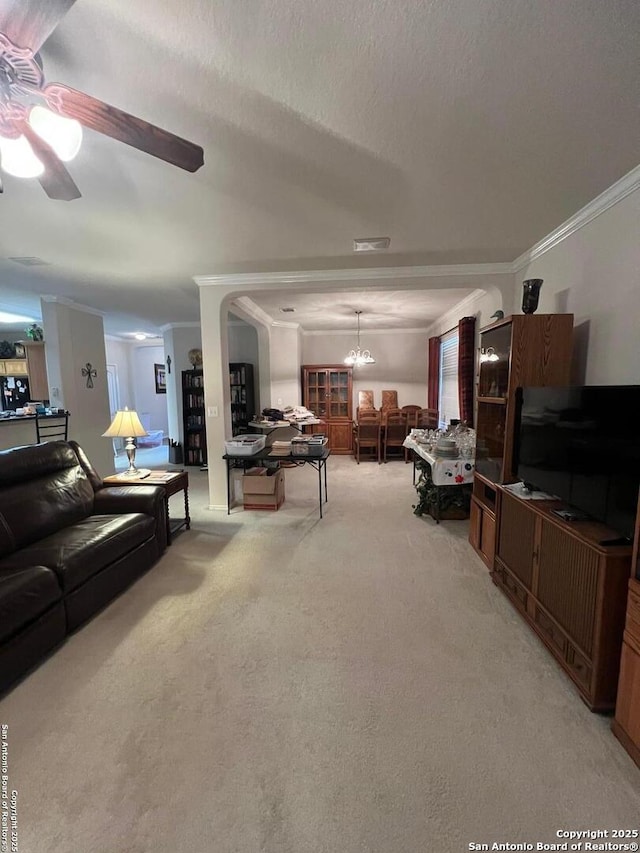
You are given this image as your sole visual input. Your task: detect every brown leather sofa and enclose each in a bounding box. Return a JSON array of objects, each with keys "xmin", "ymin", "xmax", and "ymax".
[{"xmin": 0, "ymin": 440, "xmax": 167, "ymax": 694}]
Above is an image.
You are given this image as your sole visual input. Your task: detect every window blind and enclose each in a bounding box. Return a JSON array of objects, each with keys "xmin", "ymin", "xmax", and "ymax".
[{"xmin": 438, "ymin": 330, "xmax": 460, "ymax": 429}]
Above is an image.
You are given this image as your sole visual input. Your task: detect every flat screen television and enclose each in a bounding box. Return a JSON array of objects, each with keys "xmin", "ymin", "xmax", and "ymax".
[{"xmin": 513, "ymin": 385, "xmax": 640, "ymax": 543}]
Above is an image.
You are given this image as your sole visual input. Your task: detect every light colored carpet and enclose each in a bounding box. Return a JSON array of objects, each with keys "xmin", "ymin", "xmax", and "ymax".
[{"xmin": 2, "ymin": 457, "xmax": 639, "ymax": 852}]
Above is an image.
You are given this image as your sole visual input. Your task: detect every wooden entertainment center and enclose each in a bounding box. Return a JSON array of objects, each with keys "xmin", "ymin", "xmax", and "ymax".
[
  {"xmin": 469, "ymin": 312, "xmax": 635, "ymax": 716},
  {"xmin": 494, "ymin": 486, "xmax": 631, "ymax": 711}
]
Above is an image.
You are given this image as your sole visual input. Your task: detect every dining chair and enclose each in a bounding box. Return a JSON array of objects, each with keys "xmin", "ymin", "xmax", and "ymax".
[
  {"xmin": 357, "ymin": 390, "xmax": 375, "ymax": 411},
  {"xmin": 401, "ymin": 405, "xmax": 422, "ymax": 431},
  {"xmin": 402, "ymin": 405, "xmax": 423, "ymax": 462},
  {"xmin": 416, "ymin": 408, "xmax": 439, "ymax": 430},
  {"xmin": 353, "ymin": 409, "xmax": 381, "ymax": 464},
  {"xmin": 380, "ymin": 390, "xmax": 398, "ymax": 412},
  {"xmin": 381, "ymin": 408, "xmax": 407, "ymax": 462}
]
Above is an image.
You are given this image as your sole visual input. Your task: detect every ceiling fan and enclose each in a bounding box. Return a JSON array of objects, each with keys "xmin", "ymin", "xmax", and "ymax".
[{"xmin": 0, "ymin": 0, "xmax": 204, "ymax": 200}]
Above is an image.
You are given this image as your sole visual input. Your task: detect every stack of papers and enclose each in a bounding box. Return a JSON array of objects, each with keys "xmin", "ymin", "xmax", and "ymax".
[
  {"xmin": 282, "ymin": 405, "xmax": 318, "ymax": 422},
  {"xmin": 269, "ymin": 440, "xmax": 292, "ymax": 456}
]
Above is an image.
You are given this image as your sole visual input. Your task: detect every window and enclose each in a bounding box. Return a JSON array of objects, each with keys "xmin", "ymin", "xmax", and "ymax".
[{"xmin": 438, "ymin": 329, "xmax": 460, "ymax": 429}]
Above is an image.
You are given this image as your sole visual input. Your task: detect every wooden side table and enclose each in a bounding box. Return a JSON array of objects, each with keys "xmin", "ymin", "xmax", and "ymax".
[{"xmin": 103, "ymin": 470, "xmax": 190, "ymax": 544}]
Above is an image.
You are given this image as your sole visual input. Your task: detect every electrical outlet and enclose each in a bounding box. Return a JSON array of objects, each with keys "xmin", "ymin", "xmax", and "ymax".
[
  {"xmin": 277, "ymin": 398, "xmax": 283, "ymax": 406},
  {"xmin": 207, "ymin": 406, "xmax": 218, "ymax": 417}
]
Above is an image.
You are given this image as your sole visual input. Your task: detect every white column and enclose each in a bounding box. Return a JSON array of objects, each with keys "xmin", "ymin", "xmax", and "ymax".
[
  {"xmin": 199, "ymin": 287, "xmax": 232, "ymax": 509},
  {"xmin": 41, "ymin": 298, "xmax": 113, "ymax": 475}
]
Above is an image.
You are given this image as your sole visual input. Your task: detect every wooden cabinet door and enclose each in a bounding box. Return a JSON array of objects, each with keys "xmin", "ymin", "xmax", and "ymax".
[
  {"xmin": 24, "ymin": 343, "xmax": 48, "ymax": 400},
  {"xmin": 3, "ymin": 360, "xmax": 28, "ymax": 375},
  {"xmin": 469, "ymin": 498, "xmax": 482, "ymax": 552},
  {"xmin": 328, "ymin": 421, "xmax": 353, "ymax": 454},
  {"xmin": 480, "ymin": 508, "xmax": 496, "ymax": 569},
  {"xmin": 496, "ymin": 491, "xmax": 536, "ymax": 588}
]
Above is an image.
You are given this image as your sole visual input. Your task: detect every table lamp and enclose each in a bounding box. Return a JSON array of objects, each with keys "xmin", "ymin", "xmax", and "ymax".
[{"xmin": 102, "ymin": 407, "xmax": 150, "ymax": 477}]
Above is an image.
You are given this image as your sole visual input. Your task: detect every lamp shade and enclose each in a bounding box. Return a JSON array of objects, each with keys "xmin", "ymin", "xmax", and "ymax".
[{"xmin": 102, "ymin": 408, "xmax": 148, "ymax": 438}]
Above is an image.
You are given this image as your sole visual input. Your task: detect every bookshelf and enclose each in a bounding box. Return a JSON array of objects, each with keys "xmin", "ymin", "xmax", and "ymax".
[{"xmin": 182, "ymin": 369, "xmax": 206, "ymax": 467}]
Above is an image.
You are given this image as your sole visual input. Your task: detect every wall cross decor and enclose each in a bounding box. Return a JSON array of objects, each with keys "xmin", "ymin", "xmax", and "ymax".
[
  {"xmin": 81, "ymin": 363, "xmax": 97, "ymax": 388},
  {"xmin": 166, "ymin": 355, "xmax": 172, "ymax": 374}
]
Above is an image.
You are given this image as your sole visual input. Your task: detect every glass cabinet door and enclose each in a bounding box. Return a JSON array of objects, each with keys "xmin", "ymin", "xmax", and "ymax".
[
  {"xmin": 328, "ymin": 370, "xmax": 349, "ymax": 418},
  {"xmin": 306, "ymin": 370, "xmax": 328, "ymax": 418},
  {"xmin": 479, "ymin": 324, "xmax": 512, "ymax": 398},
  {"xmin": 475, "ymin": 400, "xmax": 507, "ymax": 483}
]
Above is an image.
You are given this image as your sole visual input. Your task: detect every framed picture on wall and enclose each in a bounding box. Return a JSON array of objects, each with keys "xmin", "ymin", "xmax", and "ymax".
[{"xmin": 154, "ymin": 363, "xmax": 166, "ymax": 394}]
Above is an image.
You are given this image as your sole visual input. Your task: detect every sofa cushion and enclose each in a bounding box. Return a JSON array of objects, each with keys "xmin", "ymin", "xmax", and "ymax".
[
  {"xmin": 0, "ymin": 513, "xmax": 155, "ymax": 593},
  {"xmin": 0, "ymin": 442, "xmax": 94, "ymax": 558},
  {"xmin": 0, "ymin": 565, "xmax": 62, "ymax": 645}
]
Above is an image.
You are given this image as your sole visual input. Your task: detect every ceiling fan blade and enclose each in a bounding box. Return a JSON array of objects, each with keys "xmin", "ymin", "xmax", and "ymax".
[
  {"xmin": 45, "ymin": 84, "xmax": 205, "ymax": 173},
  {"xmin": 0, "ymin": 0, "xmax": 76, "ymax": 52},
  {"xmin": 20, "ymin": 121, "xmax": 81, "ymax": 200}
]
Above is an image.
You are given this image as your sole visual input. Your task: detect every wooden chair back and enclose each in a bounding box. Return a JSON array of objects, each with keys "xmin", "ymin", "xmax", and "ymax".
[
  {"xmin": 416, "ymin": 408, "xmax": 439, "ymax": 430},
  {"xmin": 401, "ymin": 405, "xmax": 422, "ymax": 430},
  {"xmin": 357, "ymin": 390, "xmax": 375, "ymax": 410},
  {"xmin": 382, "ymin": 408, "xmax": 407, "ymax": 461},
  {"xmin": 353, "ymin": 410, "xmax": 381, "ymax": 463},
  {"xmin": 380, "ymin": 390, "xmax": 398, "ymax": 411}
]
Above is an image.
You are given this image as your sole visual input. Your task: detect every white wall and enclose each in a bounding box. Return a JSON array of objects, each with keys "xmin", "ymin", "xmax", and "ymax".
[
  {"xmin": 515, "ymin": 185, "xmax": 640, "ymax": 385},
  {"xmin": 131, "ymin": 344, "xmax": 168, "ymax": 433},
  {"xmin": 269, "ymin": 325, "xmax": 302, "ymax": 407},
  {"xmin": 303, "ymin": 330, "xmax": 430, "ymax": 410},
  {"xmin": 163, "ymin": 324, "xmax": 202, "ymax": 445},
  {"xmin": 104, "ymin": 338, "xmax": 134, "ymax": 411},
  {"xmin": 41, "ymin": 300, "xmax": 113, "ymax": 476}
]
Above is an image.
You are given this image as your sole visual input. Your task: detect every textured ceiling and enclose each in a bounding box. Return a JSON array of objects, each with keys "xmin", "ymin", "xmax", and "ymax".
[{"xmin": 0, "ymin": 0, "xmax": 639, "ymax": 335}]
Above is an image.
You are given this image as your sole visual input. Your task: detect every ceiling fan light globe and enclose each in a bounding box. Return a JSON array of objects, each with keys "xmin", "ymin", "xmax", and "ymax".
[
  {"xmin": 28, "ymin": 106, "xmax": 82, "ymax": 162},
  {"xmin": 0, "ymin": 134, "xmax": 45, "ymax": 178}
]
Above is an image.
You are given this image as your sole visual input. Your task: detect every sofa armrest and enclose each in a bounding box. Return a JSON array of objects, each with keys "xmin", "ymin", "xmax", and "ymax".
[{"xmin": 94, "ymin": 486, "xmax": 168, "ymax": 552}]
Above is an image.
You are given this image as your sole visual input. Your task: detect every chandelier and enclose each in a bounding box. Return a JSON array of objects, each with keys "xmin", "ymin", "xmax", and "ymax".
[{"xmin": 344, "ymin": 311, "xmax": 375, "ymax": 366}]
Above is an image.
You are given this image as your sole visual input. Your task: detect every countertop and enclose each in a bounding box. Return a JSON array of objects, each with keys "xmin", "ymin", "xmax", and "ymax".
[{"xmin": 0, "ymin": 412, "xmax": 67, "ymax": 425}]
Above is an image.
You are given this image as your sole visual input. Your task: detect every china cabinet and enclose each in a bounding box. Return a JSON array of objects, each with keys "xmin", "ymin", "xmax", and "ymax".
[
  {"xmin": 470, "ymin": 313, "xmax": 573, "ymax": 569},
  {"xmin": 301, "ymin": 365, "xmax": 353, "ymax": 453}
]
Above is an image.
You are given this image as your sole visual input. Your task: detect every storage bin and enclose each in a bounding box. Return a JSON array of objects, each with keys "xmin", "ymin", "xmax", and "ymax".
[
  {"xmin": 290, "ymin": 436, "xmax": 328, "ymax": 457},
  {"xmin": 224, "ymin": 433, "xmax": 266, "ymax": 456}
]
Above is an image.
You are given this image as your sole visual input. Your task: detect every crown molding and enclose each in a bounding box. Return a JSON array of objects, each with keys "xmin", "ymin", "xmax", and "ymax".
[
  {"xmin": 41, "ymin": 294, "xmax": 105, "ymax": 317},
  {"xmin": 195, "ymin": 262, "xmax": 512, "ymax": 288},
  {"xmin": 159, "ymin": 322, "xmax": 201, "ymax": 332},
  {"xmin": 303, "ymin": 326, "xmax": 431, "ymax": 336},
  {"xmin": 271, "ymin": 320, "xmax": 300, "ymax": 329},
  {"xmin": 231, "ymin": 296, "xmax": 274, "ymax": 328},
  {"xmin": 512, "ymin": 164, "xmax": 640, "ymax": 271}
]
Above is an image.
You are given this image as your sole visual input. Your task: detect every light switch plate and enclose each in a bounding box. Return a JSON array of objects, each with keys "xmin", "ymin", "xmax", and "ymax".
[{"xmin": 207, "ymin": 406, "xmax": 218, "ymax": 417}]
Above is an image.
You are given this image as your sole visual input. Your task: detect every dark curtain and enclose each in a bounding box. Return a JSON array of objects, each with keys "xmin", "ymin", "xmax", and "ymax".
[
  {"xmin": 457, "ymin": 316, "xmax": 476, "ymax": 426},
  {"xmin": 428, "ymin": 336, "xmax": 440, "ymax": 410}
]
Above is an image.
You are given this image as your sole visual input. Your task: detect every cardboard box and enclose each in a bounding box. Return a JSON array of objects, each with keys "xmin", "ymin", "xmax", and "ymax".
[{"xmin": 243, "ymin": 468, "xmax": 285, "ymax": 510}]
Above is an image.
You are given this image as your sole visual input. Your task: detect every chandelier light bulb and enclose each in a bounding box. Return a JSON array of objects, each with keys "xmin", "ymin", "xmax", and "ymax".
[
  {"xmin": 344, "ymin": 310, "xmax": 375, "ymax": 366},
  {"xmin": 0, "ymin": 134, "xmax": 45, "ymax": 178},
  {"xmin": 28, "ymin": 105, "xmax": 83, "ymax": 162}
]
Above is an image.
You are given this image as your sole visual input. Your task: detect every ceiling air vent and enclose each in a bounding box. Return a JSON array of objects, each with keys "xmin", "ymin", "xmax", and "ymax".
[
  {"xmin": 8, "ymin": 256, "xmax": 51, "ymax": 266},
  {"xmin": 353, "ymin": 237, "xmax": 390, "ymax": 252},
  {"xmin": 280, "ymin": 307, "xmax": 296, "ymax": 313}
]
